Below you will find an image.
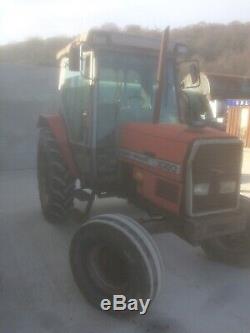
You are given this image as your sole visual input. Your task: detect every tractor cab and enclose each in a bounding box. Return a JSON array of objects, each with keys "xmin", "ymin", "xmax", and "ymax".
[{"xmin": 56, "ymin": 29, "xmax": 209, "ymax": 188}]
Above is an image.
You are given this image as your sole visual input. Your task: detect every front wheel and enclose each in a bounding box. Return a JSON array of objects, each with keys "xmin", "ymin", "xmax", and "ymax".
[{"xmin": 70, "ymin": 214, "xmax": 163, "ymax": 316}]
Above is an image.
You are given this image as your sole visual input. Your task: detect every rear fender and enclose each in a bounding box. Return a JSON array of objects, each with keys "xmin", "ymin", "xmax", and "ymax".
[{"xmin": 38, "ymin": 114, "xmax": 79, "ymax": 178}]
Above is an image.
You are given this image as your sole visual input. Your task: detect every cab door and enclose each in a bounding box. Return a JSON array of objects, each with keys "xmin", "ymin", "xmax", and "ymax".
[{"xmin": 59, "ymin": 46, "xmax": 95, "ymax": 178}]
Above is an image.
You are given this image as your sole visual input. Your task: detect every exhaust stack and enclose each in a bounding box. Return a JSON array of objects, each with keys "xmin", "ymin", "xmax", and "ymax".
[{"xmin": 153, "ymin": 27, "xmax": 170, "ymax": 123}]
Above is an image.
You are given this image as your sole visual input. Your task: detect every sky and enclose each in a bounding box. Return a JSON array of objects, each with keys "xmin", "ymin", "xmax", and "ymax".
[{"xmin": 1, "ymin": 0, "xmax": 250, "ymax": 45}]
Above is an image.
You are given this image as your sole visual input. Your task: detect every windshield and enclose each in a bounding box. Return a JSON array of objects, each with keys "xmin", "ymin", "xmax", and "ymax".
[{"xmin": 95, "ymin": 50, "xmax": 179, "ymax": 142}]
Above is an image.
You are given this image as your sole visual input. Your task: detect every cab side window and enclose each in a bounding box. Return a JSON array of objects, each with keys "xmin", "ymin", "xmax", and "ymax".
[
  {"xmin": 58, "ymin": 57, "xmax": 69, "ymax": 90},
  {"xmin": 81, "ymin": 52, "xmax": 92, "ymax": 79}
]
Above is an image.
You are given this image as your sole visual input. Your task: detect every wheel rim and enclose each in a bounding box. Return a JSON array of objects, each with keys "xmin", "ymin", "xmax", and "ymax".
[{"xmin": 86, "ymin": 244, "xmax": 130, "ymax": 295}]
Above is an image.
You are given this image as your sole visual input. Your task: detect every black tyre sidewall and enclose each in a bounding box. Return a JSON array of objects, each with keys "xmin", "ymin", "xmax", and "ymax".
[
  {"xmin": 37, "ymin": 127, "xmax": 74, "ymax": 223},
  {"xmin": 70, "ymin": 216, "xmax": 162, "ymax": 315},
  {"xmin": 202, "ymin": 198, "xmax": 250, "ymax": 266},
  {"xmin": 202, "ymin": 229, "xmax": 250, "ymax": 266}
]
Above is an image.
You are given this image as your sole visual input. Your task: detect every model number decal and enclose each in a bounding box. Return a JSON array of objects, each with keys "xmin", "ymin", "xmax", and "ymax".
[{"xmin": 120, "ymin": 149, "xmax": 181, "ymax": 174}]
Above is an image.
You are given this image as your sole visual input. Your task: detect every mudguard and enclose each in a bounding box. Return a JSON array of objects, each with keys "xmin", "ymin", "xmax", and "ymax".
[{"xmin": 37, "ymin": 114, "xmax": 79, "ymax": 178}]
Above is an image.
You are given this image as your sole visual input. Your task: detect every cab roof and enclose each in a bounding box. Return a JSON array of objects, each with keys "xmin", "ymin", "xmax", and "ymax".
[{"xmin": 56, "ymin": 29, "xmax": 162, "ymax": 60}]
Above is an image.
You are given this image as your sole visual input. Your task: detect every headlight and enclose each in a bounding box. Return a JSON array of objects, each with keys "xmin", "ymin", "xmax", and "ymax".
[
  {"xmin": 193, "ymin": 183, "xmax": 209, "ymax": 196},
  {"xmin": 219, "ymin": 180, "xmax": 237, "ymax": 194}
]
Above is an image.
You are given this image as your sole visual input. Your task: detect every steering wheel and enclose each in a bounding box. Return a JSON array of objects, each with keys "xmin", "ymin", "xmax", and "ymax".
[
  {"xmin": 127, "ymin": 94, "xmax": 145, "ymax": 104},
  {"xmin": 127, "ymin": 94, "xmax": 152, "ymax": 114}
]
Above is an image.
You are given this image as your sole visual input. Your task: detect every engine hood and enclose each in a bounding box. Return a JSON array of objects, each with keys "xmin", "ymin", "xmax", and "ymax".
[
  {"xmin": 121, "ymin": 123, "xmax": 233, "ymax": 144},
  {"xmin": 119, "ymin": 122, "xmax": 240, "ymax": 182}
]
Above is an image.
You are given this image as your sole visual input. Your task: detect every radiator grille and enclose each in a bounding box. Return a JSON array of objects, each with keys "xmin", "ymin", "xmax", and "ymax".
[{"xmin": 191, "ymin": 141, "xmax": 242, "ymax": 214}]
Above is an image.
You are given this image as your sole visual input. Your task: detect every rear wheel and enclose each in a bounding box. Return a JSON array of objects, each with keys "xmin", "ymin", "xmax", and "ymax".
[
  {"xmin": 202, "ymin": 197, "xmax": 250, "ymax": 266},
  {"xmin": 202, "ymin": 230, "xmax": 250, "ymax": 266},
  {"xmin": 70, "ymin": 214, "xmax": 163, "ymax": 315},
  {"xmin": 37, "ymin": 127, "xmax": 75, "ymax": 223}
]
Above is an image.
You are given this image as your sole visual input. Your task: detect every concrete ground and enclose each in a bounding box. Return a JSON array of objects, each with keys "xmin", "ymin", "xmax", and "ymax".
[{"xmin": 0, "ymin": 151, "xmax": 250, "ymax": 333}]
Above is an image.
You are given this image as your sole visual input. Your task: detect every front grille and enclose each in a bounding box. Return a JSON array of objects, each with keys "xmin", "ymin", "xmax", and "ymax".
[{"xmin": 190, "ymin": 140, "xmax": 242, "ymax": 214}]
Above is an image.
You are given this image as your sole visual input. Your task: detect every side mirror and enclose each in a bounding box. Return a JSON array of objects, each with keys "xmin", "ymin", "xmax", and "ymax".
[
  {"xmin": 69, "ymin": 46, "xmax": 80, "ymax": 72},
  {"xmin": 185, "ymin": 93, "xmax": 211, "ymax": 128},
  {"xmin": 179, "ymin": 60, "xmax": 201, "ymax": 89}
]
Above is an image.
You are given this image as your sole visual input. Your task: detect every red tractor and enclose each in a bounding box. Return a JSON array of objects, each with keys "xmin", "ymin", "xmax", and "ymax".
[{"xmin": 37, "ymin": 28, "xmax": 250, "ymax": 314}]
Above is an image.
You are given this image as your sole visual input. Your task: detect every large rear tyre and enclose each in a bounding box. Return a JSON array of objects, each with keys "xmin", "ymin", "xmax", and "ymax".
[
  {"xmin": 70, "ymin": 214, "xmax": 163, "ymax": 316},
  {"xmin": 37, "ymin": 127, "xmax": 75, "ymax": 223},
  {"xmin": 202, "ymin": 196, "xmax": 250, "ymax": 266}
]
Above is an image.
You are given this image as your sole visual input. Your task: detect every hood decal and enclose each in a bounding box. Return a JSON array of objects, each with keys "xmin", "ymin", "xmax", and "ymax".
[{"xmin": 120, "ymin": 148, "xmax": 181, "ymax": 174}]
